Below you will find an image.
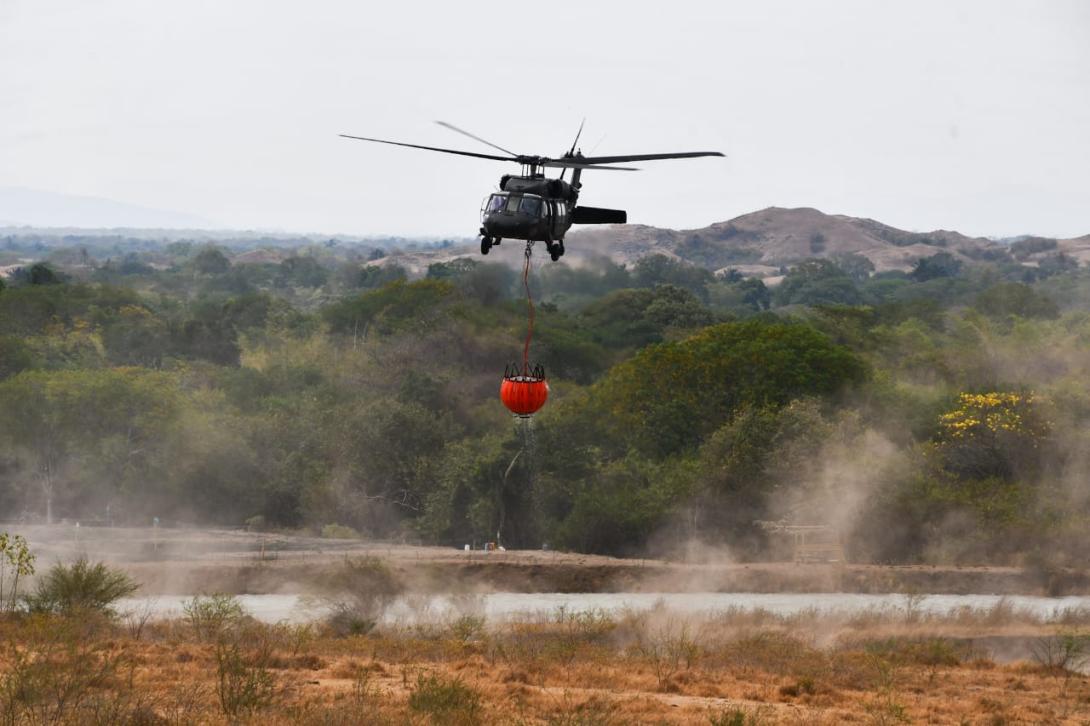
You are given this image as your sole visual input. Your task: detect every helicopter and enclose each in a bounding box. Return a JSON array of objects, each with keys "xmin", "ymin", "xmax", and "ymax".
[{"xmin": 341, "ymin": 122, "xmax": 724, "ymax": 261}]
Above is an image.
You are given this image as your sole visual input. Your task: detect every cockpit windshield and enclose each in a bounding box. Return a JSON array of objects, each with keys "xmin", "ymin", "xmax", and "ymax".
[
  {"xmin": 485, "ymin": 193, "xmax": 544, "ymax": 217},
  {"xmin": 520, "ymin": 197, "xmax": 542, "ymax": 217},
  {"xmin": 486, "ymin": 194, "xmax": 506, "ymax": 213}
]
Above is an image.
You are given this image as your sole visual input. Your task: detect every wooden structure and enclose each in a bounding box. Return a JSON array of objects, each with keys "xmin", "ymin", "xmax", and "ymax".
[{"xmin": 758, "ymin": 521, "xmax": 846, "ymax": 564}]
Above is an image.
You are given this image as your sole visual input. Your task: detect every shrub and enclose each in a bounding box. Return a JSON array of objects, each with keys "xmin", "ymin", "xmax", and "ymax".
[
  {"xmin": 321, "ymin": 523, "xmax": 360, "ymax": 540},
  {"xmin": 215, "ymin": 637, "xmax": 276, "ymax": 718},
  {"xmin": 23, "ymin": 558, "xmax": 138, "ymax": 616},
  {"xmin": 449, "ymin": 614, "xmax": 486, "ymax": 642},
  {"xmin": 0, "ymin": 617, "xmax": 126, "ymax": 723},
  {"xmin": 0, "ymin": 532, "xmax": 35, "ymax": 613},
  {"xmin": 1030, "ymin": 630, "xmax": 1090, "ymax": 674},
  {"xmin": 408, "ymin": 672, "xmax": 482, "ymax": 725},
  {"xmin": 183, "ymin": 593, "xmax": 247, "ymax": 642},
  {"xmin": 544, "ymin": 696, "xmax": 618, "ymax": 725},
  {"xmin": 315, "ymin": 558, "xmax": 403, "ymax": 637},
  {"xmin": 634, "ymin": 623, "xmax": 700, "ymax": 691},
  {"xmin": 708, "ymin": 707, "xmax": 770, "ymax": 726}
]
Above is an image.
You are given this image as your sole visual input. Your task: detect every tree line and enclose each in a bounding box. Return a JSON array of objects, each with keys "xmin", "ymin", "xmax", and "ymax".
[{"xmin": 1, "ymin": 243, "xmax": 1089, "ymax": 565}]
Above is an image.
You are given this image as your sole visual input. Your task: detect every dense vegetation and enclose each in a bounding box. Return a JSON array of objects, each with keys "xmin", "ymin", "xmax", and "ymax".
[{"xmin": 1, "ymin": 236, "xmax": 1089, "ymax": 566}]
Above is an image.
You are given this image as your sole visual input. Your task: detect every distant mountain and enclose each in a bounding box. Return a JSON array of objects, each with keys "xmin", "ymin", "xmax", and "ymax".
[
  {"xmin": 360, "ymin": 207, "xmax": 1087, "ymax": 280},
  {"xmin": 565, "ymin": 207, "xmax": 1014, "ymax": 276},
  {"xmin": 0, "ymin": 186, "xmax": 218, "ymax": 229}
]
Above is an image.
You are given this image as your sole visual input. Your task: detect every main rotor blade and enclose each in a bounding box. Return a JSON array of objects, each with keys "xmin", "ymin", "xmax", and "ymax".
[
  {"xmin": 572, "ymin": 151, "xmax": 725, "ymax": 164},
  {"xmin": 539, "ymin": 160, "xmax": 638, "ymax": 171},
  {"xmin": 568, "ymin": 118, "xmax": 585, "ymax": 156},
  {"xmin": 560, "ymin": 118, "xmax": 586, "ymax": 182},
  {"xmin": 434, "ymin": 121, "xmax": 520, "ymax": 156},
  {"xmin": 339, "ymin": 134, "xmax": 515, "ymax": 162}
]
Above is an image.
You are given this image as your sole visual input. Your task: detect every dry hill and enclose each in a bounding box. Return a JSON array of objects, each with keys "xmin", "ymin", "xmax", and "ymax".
[
  {"xmin": 369, "ymin": 207, "xmax": 1083, "ymax": 280},
  {"xmin": 565, "ymin": 206, "xmax": 1004, "ymax": 277}
]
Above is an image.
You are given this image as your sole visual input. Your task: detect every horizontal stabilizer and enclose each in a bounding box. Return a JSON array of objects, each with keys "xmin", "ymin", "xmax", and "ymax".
[{"xmin": 572, "ymin": 206, "xmax": 627, "ymax": 225}]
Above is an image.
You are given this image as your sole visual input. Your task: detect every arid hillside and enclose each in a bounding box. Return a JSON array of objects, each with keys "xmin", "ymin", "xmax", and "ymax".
[
  {"xmin": 369, "ymin": 206, "xmax": 1085, "ymax": 280},
  {"xmin": 564, "ymin": 206, "xmax": 1004, "ymax": 276}
]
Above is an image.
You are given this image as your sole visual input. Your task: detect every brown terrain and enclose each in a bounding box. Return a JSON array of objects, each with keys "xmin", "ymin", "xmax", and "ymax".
[
  {"xmin": 7, "ymin": 526, "xmax": 1090, "ymax": 723},
  {"xmin": 3, "ymin": 594, "xmax": 1090, "ymax": 724},
  {"xmin": 362, "ymin": 206, "xmax": 1089, "ymax": 282},
  {"xmin": 565, "ymin": 207, "xmax": 999, "ymax": 276}
]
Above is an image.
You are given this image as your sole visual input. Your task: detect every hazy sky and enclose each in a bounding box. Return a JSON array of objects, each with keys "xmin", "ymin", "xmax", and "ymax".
[{"xmin": 2, "ymin": 0, "xmax": 1088, "ymax": 237}]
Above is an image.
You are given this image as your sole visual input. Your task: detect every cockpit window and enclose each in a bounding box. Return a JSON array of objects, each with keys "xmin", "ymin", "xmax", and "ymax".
[
  {"xmin": 520, "ymin": 197, "xmax": 542, "ymax": 217},
  {"xmin": 505, "ymin": 195, "xmax": 522, "ymax": 213},
  {"xmin": 487, "ymin": 194, "xmax": 506, "ymax": 213}
]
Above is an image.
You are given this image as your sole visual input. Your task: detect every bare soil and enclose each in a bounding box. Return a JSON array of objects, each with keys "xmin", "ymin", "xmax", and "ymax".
[{"xmin": 3, "ymin": 605, "xmax": 1090, "ymax": 724}]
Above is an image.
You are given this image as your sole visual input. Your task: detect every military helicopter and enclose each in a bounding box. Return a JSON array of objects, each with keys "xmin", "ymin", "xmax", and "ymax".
[{"xmin": 341, "ymin": 122, "xmax": 724, "ymax": 261}]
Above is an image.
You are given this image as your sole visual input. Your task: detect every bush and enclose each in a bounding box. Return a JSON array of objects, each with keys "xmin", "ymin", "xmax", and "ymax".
[
  {"xmin": 449, "ymin": 614, "xmax": 486, "ymax": 642},
  {"xmin": 215, "ymin": 637, "xmax": 275, "ymax": 717},
  {"xmin": 1031, "ymin": 631, "xmax": 1090, "ymax": 674},
  {"xmin": 23, "ymin": 558, "xmax": 138, "ymax": 616},
  {"xmin": 315, "ymin": 558, "xmax": 403, "ymax": 637},
  {"xmin": 184, "ymin": 593, "xmax": 248, "ymax": 642},
  {"xmin": 408, "ymin": 672, "xmax": 482, "ymax": 725},
  {"xmin": 0, "ymin": 532, "xmax": 35, "ymax": 613},
  {"xmin": 0, "ymin": 617, "xmax": 126, "ymax": 724},
  {"xmin": 321, "ymin": 523, "xmax": 360, "ymax": 540},
  {"xmin": 708, "ymin": 707, "xmax": 770, "ymax": 726}
]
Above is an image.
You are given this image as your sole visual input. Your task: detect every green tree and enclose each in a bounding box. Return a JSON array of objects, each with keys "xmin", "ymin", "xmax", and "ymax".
[
  {"xmin": 774, "ymin": 259, "xmax": 861, "ymax": 307},
  {"xmin": 551, "ymin": 457, "xmax": 695, "ymax": 555},
  {"xmin": 20, "ymin": 263, "xmax": 63, "ymax": 285},
  {"xmin": 632, "ymin": 255, "xmax": 715, "ymax": 299},
  {"xmin": 910, "ymin": 252, "xmax": 962, "ymax": 282},
  {"xmin": 831, "ymin": 253, "xmax": 876, "ymax": 283},
  {"xmin": 0, "ymin": 369, "xmax": 179, "ymax": 522},
  {"xmin": 974, "ymin": 282, "xmax": 1059, "ymax": 320},
  {"xmin": 355, "ymin": 263, "xmax": 407, "ymax": 290},
  {"xmin": 101, "ymin": 305, "xmax": 170, "ymax": 367},
  {"xmin": 0, "ymin": 337, "xmax": 34, "ymax": 380},
  {"xmin": 276, "ymin": 256, "xmax": 328, "ymax": 288},
  {"xmin": 581, "ymin": 285, "xmax": 715, "ymax": 349},
  {"xmin": 322, "ymin": 279, "xmax": 456, "ymax": 336},
  {"xmin": 591, "ymin": 320, "xmax": 867, "ymax": 457},
  {"xmin": 193, "ymin": 246, "xmax": 231, "ymax": 275}
]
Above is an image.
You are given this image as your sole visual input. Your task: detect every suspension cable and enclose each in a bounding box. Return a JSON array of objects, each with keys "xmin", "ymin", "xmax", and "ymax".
[{"xmin": 522, "ymin": 240, "xmax": 535, "ymax": 375}]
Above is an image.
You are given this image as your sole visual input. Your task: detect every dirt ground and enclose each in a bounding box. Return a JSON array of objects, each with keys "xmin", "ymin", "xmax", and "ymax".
[
  {"xmin": 3, "ymin": 604, "xmax": 1090, "ymax": 724},
  {"xmin": 5, "ymin": 526, "xmax": 1090, "ymax": 723},
  {"xmin": 9, "ymin": 525, "xmax": 1088, "ymax": 596}
]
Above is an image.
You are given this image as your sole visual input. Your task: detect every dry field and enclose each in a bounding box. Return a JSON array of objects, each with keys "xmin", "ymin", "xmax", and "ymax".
[{"xmin": 3, "ymin": 600, "xmax": 1090, "ymax": 725}]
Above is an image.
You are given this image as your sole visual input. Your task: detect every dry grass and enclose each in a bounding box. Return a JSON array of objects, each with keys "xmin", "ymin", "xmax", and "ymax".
[{"xmin": 1, "ymin": 603, "xmax": 1089, "ymax": 724}]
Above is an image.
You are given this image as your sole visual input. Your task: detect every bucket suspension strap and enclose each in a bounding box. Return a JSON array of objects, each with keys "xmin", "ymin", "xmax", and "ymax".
[{"xmin": 522, "ymin": 240, "xmax": 535, "ymax": 376}]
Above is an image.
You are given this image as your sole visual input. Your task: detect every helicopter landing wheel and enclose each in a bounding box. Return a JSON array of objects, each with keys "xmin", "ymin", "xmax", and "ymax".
[
  {"xmin": 549, "ymin": 246, "xmax": 561, "ymax": 262},
  {"xmin": 557, "ymin": 241, "xmax": 565, "ymax": 257},
  {"xmin": 480, "ymin": 236, "xmax": 493, "ymax": 255},
  {"xmin": 543, "ymin": 240, "xmax": 557, "ymax": 261}
]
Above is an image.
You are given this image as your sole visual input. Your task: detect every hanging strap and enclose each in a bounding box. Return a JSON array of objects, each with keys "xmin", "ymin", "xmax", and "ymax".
[{"xmin": 522, "ymin": 240, "xmax": 535, "ymax": 375}]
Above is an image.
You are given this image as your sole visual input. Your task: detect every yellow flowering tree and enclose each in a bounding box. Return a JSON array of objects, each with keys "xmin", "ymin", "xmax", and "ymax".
[{"xmin": 936, "ymin": 392, "xmax": 1050, "ymax": 481}]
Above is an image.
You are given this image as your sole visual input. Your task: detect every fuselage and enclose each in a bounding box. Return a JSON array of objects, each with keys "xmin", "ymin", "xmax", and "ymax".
[
  {"xmin": 481, "ymin": 191, "xmax": 574, "ymax": 243},
  {"xmin": 480, "ymin": 173, "xmax": 578, "ymax": 243}
]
